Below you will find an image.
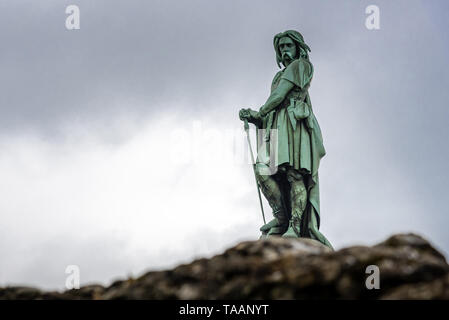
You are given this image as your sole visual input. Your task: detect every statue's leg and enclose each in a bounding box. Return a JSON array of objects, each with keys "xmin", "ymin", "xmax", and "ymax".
[
  {"xmin": 255, "ymin": 163, "xmax": 288, "ymax": 236},
  {"xmin": 282, "ymin": 168, "xmax": 307, "ymax": 238}
]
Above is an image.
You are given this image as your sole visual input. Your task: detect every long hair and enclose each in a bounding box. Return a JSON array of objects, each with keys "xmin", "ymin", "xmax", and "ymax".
[{"xmin": 273, "ymin": 30, "xmax": 311, "ymax": 68}]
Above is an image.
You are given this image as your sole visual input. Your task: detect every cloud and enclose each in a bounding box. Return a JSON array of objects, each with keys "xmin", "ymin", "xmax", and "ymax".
[{"xmin": 0, "ymin": 112, "xmax": 265, "ymax": 289}]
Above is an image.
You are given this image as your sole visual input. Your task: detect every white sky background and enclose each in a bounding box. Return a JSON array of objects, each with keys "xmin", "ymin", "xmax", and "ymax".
[{"xmin": 0, "ymin": 0, "xmax": 448, "ymax": 289}]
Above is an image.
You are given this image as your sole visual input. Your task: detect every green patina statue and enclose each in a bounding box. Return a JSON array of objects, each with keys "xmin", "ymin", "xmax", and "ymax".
[{"xmin": 239, "ymin": 30, "xmax": 333, "ymax": 249}]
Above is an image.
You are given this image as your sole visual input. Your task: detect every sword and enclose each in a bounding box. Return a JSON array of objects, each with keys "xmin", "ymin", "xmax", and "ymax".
[{"xmin": 243, "ymin": 118, "xmax": 266, "ymax": 225}]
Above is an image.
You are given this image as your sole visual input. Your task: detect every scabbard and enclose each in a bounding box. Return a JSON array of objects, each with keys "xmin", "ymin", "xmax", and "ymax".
[
  {"xmin": 263, "ymin": 111, "xmax": 274, "ymax": 142},
  {"xmin": 287, "ymin": 101, "xmax": 297, "ymax": 130}
]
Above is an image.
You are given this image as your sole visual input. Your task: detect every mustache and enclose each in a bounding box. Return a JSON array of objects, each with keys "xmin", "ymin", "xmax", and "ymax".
[{"xmin": 282, "ymin": 52, "xmax": 294, "ymax": 60}]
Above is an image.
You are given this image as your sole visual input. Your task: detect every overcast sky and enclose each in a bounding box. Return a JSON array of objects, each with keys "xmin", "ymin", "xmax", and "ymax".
[{"xmin": 1, "ymin": 0, "xmax": 448, "ymax": 290}]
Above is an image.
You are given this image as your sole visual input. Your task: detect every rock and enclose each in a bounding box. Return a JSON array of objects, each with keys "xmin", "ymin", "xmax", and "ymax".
[
  {"xmin": 0, "ymin": 287, "xmax": 43, "ymax": 300},
  {"xmin": 1, "ymin": 233, "xmax": 448, "ymax": 299}
]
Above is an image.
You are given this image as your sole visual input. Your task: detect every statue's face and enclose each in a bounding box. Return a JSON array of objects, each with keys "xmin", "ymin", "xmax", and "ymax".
[{"xmin": 279, "ymin": 36, "xmax": 297, "ymax": 65}]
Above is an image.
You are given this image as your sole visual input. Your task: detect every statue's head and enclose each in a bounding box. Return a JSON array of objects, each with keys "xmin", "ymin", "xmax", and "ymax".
[{"xmin": 273, "ymin": 30, "xmax": 311, "ymax": 68}]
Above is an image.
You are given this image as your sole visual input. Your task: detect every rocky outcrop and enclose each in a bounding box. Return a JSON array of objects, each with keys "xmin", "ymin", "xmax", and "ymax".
[{"xmin": 1, "ymin": 233, "xmax": 448, "ymax": 299}]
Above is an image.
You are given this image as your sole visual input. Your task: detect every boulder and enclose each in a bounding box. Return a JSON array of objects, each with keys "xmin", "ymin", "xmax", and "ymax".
[{"xmin": 1, "ymin": 233, "xmax": 448, "ymax": 299}]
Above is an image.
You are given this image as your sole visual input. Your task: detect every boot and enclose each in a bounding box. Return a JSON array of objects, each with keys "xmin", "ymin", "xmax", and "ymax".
[
  {"xmin": 260, "ymin": 218, "xmax": 279, "ymax": 237},
  {"xmin": 282, "ymin": 217, "xmax": 302, "ymax": 238},
  {"xmin": 282, "ymin": 170, "xmax": 307, "ymax": 238},
  {"xmin": 266, "ymin": 208, "xmax": 289, "ymax": 236},
  {"xmin": 255, "ymin": 163, "xmax": 288, "ymax": 237},
  {"xmin": 260, "ymin": 206, "xmax": 289, "ymax": 236}
]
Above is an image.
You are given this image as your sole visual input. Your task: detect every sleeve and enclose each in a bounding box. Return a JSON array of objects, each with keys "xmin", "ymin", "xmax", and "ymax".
[
  {"xmin": 270, "ymin": 71, "xmax": 283, "ymax": 92},
  {"xmin": 280, "ymin": 58, "xmax": 314, "ymax": 89}
]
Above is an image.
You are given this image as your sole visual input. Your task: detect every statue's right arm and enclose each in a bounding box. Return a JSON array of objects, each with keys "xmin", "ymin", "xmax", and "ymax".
[{"xmin": 259, "ymin": 79, "xmax": 294, "ymax": 116}]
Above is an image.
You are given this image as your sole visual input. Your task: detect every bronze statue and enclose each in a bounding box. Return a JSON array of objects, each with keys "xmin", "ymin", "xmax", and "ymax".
[{"xmin": 239, "ymin": 30, "xmax": 332, "ymax": 248}]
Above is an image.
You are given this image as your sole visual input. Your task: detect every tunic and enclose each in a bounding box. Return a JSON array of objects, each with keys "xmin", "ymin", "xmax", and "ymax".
[{"xmin": 256, "ymin": 58, "xmax": 332, "ymax": 248}]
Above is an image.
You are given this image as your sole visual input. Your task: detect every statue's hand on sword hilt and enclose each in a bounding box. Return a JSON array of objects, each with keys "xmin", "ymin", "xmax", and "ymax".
[{"xmin": 239, "ymin": 108, "xmax": 263, "ymax": 128}]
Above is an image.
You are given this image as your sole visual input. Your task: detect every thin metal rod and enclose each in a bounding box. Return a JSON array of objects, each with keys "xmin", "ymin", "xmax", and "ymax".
[{"xmin": 244, "ymin": 119, "xmax": 266, "ymax": 225}]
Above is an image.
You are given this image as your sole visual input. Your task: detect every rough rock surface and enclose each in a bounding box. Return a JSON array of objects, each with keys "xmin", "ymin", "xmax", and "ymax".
[{"xmin": 1, "ymin": 233, "xmax": 448, "ymax": 300}]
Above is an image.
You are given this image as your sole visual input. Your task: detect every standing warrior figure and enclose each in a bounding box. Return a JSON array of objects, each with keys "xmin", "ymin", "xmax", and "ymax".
[{"xmin": 239, "ymin": 30, "xmax": 332, "ymax": 248}]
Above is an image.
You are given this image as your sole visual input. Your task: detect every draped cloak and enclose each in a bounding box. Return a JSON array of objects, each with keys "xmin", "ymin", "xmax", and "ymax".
[{"xmin": 256, "ymin": 58, "xmax": 332, "ymax": 248}]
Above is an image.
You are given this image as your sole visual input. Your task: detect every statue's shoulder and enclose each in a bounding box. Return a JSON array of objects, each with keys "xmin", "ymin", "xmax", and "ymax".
[
  {"xmin": 281, "ymin": 58, "xmax": 314, "ymax": 89},
  {"xmin": 271, "ymin": 70, "xmax": 284, "ymax": 87},
  {"xmin": 271, "ymin": 59, "xmax": 314, "ymax": 89},
  {"xmin": 287, "ymin": 58, "xmax": 313, "ymax": 73}
]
